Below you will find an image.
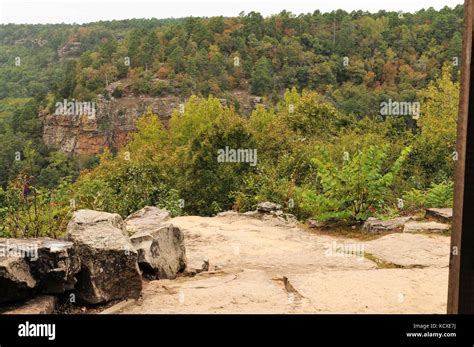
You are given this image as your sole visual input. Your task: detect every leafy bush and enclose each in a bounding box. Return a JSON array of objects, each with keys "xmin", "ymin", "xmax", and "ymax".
[
  {"xmin": 0, "ymin": 174, "xmax": 72, "ymax": 238},
  {"xmin": 301, "ymin": 145, "xmax": 412, "ymax": 222},
  {"xmin": 177, "ymin": 107, "xmax": 257, "ymax": 215},
  {"xmin": 403, "ymin": 180, "xmax": 454, "ymax": 209},
  {"xmin": 280, "ymin": 88, "xmax": 355, "ymax": 137},
  {"xmin": 111, "ymin": 85, "xmax": 124, "ymax": 98},
  {"xmin": 71, "ymin": 111, "xmax": 181, "ymax": 217},
  {"xmin": 152, "ymin": 80, "xmax": 174, "ymax": 96}
]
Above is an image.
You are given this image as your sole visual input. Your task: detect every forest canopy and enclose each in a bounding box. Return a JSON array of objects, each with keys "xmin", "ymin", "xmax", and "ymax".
[{"xmin": 0, "ymin": 6, "xmax": 463, "ymax": 237}]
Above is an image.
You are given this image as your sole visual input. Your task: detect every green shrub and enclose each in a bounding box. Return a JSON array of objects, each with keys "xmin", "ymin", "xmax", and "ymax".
[
  {"xmin": 178, "ymin": 109, "xmax": 257, "ymax": 215},
  {"xmin": 301, "ymin": 145, "xmax": 412, "ymax": 222},
  {"xmin": 0, "ymin": 174, "xmax": 72, "ymax": 238},
  {"xmin": 403, "ymin": 180, "xmax": 454, "ymax": 208}
]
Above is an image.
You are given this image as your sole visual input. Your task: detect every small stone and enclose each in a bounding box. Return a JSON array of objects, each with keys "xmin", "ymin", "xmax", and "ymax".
[
  {"xmin": 184, "ymin": 257, "xmax": 209, "ymax": 276},
  {"xmin": 257, "ymin": 202, "xmax": 282, "ymax": 213},
  {"xmin": 363, "ymin": 216, "xmax": 413, "ymax": 232},
  {"xmin": 202, "ymin": 258, "xmax": 209, "ymax": 272}
]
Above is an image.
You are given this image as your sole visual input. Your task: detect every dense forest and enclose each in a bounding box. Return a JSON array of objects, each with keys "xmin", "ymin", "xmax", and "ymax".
[{"xmin": 0, "ymin": 6, "xmax": 463, "ymax": 237}]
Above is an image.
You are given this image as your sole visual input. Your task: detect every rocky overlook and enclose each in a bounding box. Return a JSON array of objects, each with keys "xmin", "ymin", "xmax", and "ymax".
[{"xmin": 0, "ymin": 205, "xmax": 451, "ymax": 314}]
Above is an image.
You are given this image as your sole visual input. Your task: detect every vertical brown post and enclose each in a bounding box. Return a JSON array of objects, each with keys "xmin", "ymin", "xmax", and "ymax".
[{"xmin": 448, "ymin": 0, "xmax": 474, "ymax": 314}]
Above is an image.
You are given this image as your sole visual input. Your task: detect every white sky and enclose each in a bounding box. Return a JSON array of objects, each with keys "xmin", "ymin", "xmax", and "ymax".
[{"xmin": 0, "ymin": 0, "xmax": 465, "ymax": 25}]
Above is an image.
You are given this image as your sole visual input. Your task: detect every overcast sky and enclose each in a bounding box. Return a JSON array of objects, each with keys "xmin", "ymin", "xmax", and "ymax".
[{"xmin": 0, "ymin": 0, "xmax": 465, "ymax": 25}]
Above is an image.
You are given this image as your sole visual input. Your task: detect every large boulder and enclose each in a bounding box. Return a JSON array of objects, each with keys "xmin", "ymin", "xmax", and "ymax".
[
  {"xmin": 126, "ymin": 207, "xmax": 186, "ymax": 279},
  {"xmin": 67, "ymin": 210, "xmax": 142, "ymax": 304},
  {"xmin": 68, "ymin": 209, "xmax": 127, "ymax": 234},
  {"xmin": 124, "ymin": 206, "xmax": 170, "ymax": 235},
  {"xmin": 130, "ymin": 224, "xmax": 186, "ymax": 279},
  {"xmin": 0, "ymin": 257, "xmax": 36, "ymax": 304},
  {"xmin": 31, "ymin": 239, "xmax": 81, "ymax": 294},
  {"xmin": 0, "ymin": 238, "xmax": 80, "ymax": 297},
  {"xmin": 0, "ymin": 238, "xmax": 80, "ymax": 294}
]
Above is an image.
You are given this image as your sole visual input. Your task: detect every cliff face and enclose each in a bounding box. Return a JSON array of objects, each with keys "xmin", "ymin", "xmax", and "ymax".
[
  {"xmin": 41, "ymin": 95, "xmax": 181, "ymax": 155},
  {"xmin": 41, "ymin": 90, "xmax": 264, "ymax": 155},
  {"xmin": 57, "ymin": 41, "xmax": 82, "ymax": 61},
  {"xmin": 42, "ymin": 113, "xmax": 110, "ymax": 155}
]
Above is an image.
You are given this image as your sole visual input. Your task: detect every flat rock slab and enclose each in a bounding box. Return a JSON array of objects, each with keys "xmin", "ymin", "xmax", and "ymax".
[
  {"xmin": 403, "ymin": 221, "xmax": 450, "ymax": 233},
  {"xmin": 425, "ymin": 208, "xmax": 453, "ymax": 223},
  {"xmin": 363, "ymin": 216, "xmax": 412, "ymax": 232},
  {"xmin": 2, "ymin": 295, "xmax": 56, "ymax": 314},
  {"xmin": 168, "ymin": 216, "xmax": 375, "ymax": 276},
  {"xmin": 115, "ymin": 266, "xmax": 448, "ymax": 314},
  {"xmin": 287, "ymin": 268, "xmax": 448, "ymax": 313},
  {"xmin": 364, "ymin": 233, "xmax": 450, "ymax": 268},
  {"xmin": 110, "ymin": 269, "xmax": 299, "ymax": 314},
  {"xmin": 114, "ymin": 214, "xmax": 450, "ymax": 314}
]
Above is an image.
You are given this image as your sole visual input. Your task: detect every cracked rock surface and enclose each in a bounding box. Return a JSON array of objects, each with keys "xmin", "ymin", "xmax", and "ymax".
[{"xmin": 108, "ymin": 213, "xmax": 449, "ymax": 314}]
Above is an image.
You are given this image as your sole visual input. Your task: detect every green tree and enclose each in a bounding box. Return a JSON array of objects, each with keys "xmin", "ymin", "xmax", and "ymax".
[
  {"xmin": 250, "ymin": 57, "xmax": 273, "ymax": 96},
  {"xmin": 301, "ymin": 145, "xmax": 412, "ymax": 222}
]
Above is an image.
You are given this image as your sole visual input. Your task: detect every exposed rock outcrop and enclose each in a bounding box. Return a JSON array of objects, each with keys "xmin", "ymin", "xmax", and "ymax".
[
  {"xmin": 41, "ymin": 95, "xmax": 180, "ymax": 155},
  {"xmin": 364, "ymin": 233, "xmax": 449, "ymax": 268},
  {"xmin": 0, "ymin": 208, "xmax": 190, "ymax": 308},
  {"xmin": 57, "ymin": 41, "xmax": 82, "ymax": 60},
  {"xmin": 41, "ymin": 88, "xmax": 267, "ymax": 155},
  {"xmin": 109, "ymin": 213, "xmax": 450, "ymax": 314}
]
